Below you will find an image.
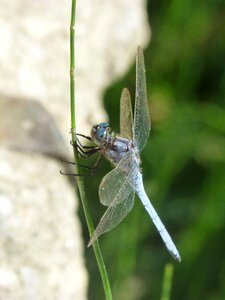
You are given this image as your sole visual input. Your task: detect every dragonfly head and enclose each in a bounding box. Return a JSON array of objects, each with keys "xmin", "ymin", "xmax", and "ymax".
[{"xmin": 91, "ymin": 122, "xmax": 110, "ymax": 144}]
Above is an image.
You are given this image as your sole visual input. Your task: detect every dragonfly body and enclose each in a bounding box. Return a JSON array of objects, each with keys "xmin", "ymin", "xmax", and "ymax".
[
  {"xmin": 91, "ymin": 123, "xmax": 181, "ymax": 262},
  {"xmin": 86, "ymin": 47, "xmax": 181, "ymax": 262}
]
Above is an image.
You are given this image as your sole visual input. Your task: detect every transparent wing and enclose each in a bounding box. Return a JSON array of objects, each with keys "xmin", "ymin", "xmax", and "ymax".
[
  {"xmin": 120, "ymin": 88, "xmax": 133, "ymax": 139},
  {"xmin": 98, "ymin": 166, "xmax": 131, "ymax": 206},
  {"xmin": 99, "ymin": 152, "xmax": 137, "ymax": 206},
  {"xmin": 133, "ymin": 46, "xmax": 151, "ymax": 152},
  {"xmin": 88, "ymin": 182, "xmax": 135, "ymax": 246},
  {"xmin": 88, "ymin": 153, "xmax": 137, "ymax": 246}
]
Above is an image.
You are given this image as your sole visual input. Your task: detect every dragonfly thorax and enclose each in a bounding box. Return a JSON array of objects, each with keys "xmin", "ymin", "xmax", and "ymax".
[{"xmin": 91, "ymin": 122, "xmax": 140, "ymax": 165}]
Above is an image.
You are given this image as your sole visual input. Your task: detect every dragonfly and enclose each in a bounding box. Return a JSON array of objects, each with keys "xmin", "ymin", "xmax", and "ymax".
[{"xmin": 74, "ymin": 47, "xmax": 181, "ymax": 262}]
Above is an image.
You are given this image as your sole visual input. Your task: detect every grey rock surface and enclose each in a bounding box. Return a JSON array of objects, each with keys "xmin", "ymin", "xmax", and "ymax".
[{"xmin": 0, "ymin": 150, "xmax": 86, "ymax": 300}]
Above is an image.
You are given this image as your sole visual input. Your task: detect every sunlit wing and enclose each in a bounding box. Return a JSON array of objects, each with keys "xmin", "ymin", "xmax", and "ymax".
[
  {"xmin": 99, "ymin": 152, "xmax": 136, "ymax": 206},
  {"xmin": 88, "ymin": 153, "xmax": 137, "ymax": 246},
  {"xmin": 133, "ymin": 46, "xmax": 151, "ymax": 152},
  {"xmin": 88, "ymin": 182, "xmax": 135, "ymax": 246},
  {"xmin": 120, "ymin": 88, "xmax": 133, "ymax": 139}
]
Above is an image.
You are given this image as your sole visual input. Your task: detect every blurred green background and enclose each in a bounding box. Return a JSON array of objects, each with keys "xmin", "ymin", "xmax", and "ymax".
[{"xmin": 81, "ymin": 1, "xmax": 225, "ymax": 299}]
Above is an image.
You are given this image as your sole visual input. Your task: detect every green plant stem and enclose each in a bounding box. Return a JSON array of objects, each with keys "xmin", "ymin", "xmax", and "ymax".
[
  {"xmin": 69, "ymin": 1, "xmax": 113, "ymax": 299},
  {"xmin": 160, "ymin": 263, "xmax": 174, "ymax": 300}
]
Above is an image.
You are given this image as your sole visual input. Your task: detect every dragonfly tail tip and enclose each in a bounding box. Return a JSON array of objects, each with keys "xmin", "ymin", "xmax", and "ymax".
[{"xmin": 175, "ymin": 253, "xmax": 181, "ymax": 262}]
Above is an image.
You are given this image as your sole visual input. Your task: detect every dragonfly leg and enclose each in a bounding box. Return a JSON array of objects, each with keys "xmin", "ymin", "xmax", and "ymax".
[
  {"xmin": 79, "ymin": 147, "xmax": 100, "ymax": 156},
  {"xmin": 60, "ymin": 159, "xmax": 93, "ymax": 176},
  {"xmin": 76, "ymin": 133, "xmax": 92, "ymax": 141},
  {"xmin": 71, "ymin": 140, "xmax": 99, "ymax": 158},
  {"xmin": 82, "ymin": 145, "xmax": 98, "ymax": 149},
  {"xmin": 60, "ymin": 154, "xmax": 102, "ymax": 176},
  {"xmin": 60, "ymin": 158, "xmax": 93, "ymax": 170},
  {"xmin": 71, "ymin": 141, "xmax": 87, "ymax": 158},
  {"xmin": 62, "ymin": 132, "xmax": 100, "ymax": 176},
  {"xmin": 69, "ymin": 130, "xmax": 92, "ymax": 142},
  {"xmin": 89, "ymin": 154, "xmax": 102, "ymax": 175},
  {"xmin": 71, "ymin": 134, "xmax": 99, "ymax": 154},
  {"xmin": 71, "ymin": 135, "xmax": 88, "ymax": 148},
  {"xmin": 60, "ymin": 169, "xmax": 91, "ymax": 176}
]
